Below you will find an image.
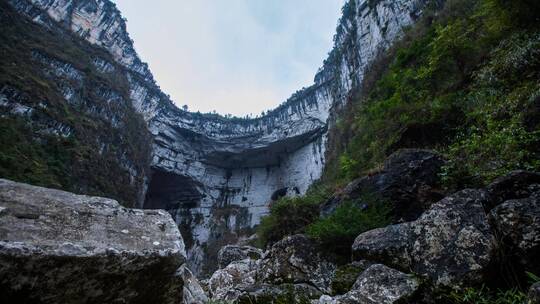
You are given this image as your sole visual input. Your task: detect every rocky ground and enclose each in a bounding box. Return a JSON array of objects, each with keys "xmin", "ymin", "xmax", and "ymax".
[
  {"xmin": 202, "ymin": 150, "xmax": 540, "ymax": 304},
  {"xmin": 0, "ymin": 153, "xmax": 539, "ymax": 304}
]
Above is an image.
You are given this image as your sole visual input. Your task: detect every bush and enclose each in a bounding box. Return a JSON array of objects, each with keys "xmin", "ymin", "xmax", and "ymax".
[
  {"xmin": 306, "ymin": 201, "xmax": 391, "ymax": 258},
  {"xmin": 447, "ymin": 286, "xmax": 527, "ymax": 304}
]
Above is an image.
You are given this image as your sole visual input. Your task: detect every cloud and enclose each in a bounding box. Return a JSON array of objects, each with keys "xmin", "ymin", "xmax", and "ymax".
[{"xmin": 113, "ymin": 0, "xmax": 344, "ymax": 116}]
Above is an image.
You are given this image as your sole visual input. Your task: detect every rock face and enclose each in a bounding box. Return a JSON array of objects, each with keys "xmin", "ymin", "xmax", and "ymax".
[
  {"xmin": 179, "ymin": 265, "xmax": 209, "ymax": 304},
  {"xmin": 208, "ymin": 235, "xmax": 336, "ymax": 302},
  {"xmin": 257, "ymin": 235, "xmax": 337, "ymax": 293},
  {"xmin": 0, "ymin": 179, "xmax": 186, "ymax": 304},
  {"xmin": 529, "ymin": 282, "xmax": 540, "ymax": 304},
  {"xmin": 218, "ymin": 245, "xmax": 264, "ymax": 269},
  {"xmin": 353, "ymin": 189, "xmax": 496, "ymax": 287},
  {"xmin": 5, "ymin": 0, "xmax": 443, "ymax": 275},
  {"xmin": 321, "ymin": 149, "xmax": 446, "ymax": 220},
  {"xmin": 318, "ymin": 264, "xmax": 420, "ymax": 304},
  {"xmin": 208, "ymin": 258, "xmax": 260, "ymax": 301}
]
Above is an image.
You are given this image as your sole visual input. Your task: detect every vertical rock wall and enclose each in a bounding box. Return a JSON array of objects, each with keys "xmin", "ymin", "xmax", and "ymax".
[{"xmin": 7, "ymin": 0, "xmax": 440, "ymax": 276}]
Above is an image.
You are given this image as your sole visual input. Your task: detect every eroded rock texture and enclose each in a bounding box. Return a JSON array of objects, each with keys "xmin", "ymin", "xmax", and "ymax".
[
  {"xmin": 0, "ymin": 179, "xmax": 186, "ymax": 304},
  {"xmin": 321, "ymin": 149, "xmax": 446, "ymax": 220},
  {"xmin": 5, "ymin": 0, "xmax": 442, "ymax": 275},
  {"xmin": 317, "ymin": 264, "xmax": 420, "ymax": 304},
  {"xmin": 353, "ymin": 189, "xmax": 496, "ymax": 287}
]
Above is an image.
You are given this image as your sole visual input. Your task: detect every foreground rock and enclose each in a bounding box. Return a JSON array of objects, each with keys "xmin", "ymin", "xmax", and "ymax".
[
  {"xmin": 353, "ymin": 189, "xmax": 495, "ymax": 287},
  {"xmin": 529, "ymin": 282, "xmax": 540, "ymax": 304},
  {"xmin": 257, "ymin": 235, "xmax": 336, "ymax": 293},
  {"xmin": 0, "ymin": 179, "xmax": 187, "ymax": 304},
  {"xmin": 209, "ymin": 258, "xmax": 260, "ymax": 301},
  {"xmin": 317, "ymin": 264, "xmax": 420, "ymax": 304},
  {"xmin": 180, "ymin": 265, "xmax": 209, "ymax": 304},
  {"xmin": 218, "ymin": 245, "xmax": 264, "ymax": 269},
  {"xmin": 321, "ymin": 149, "xmax": 446, "ymax": 221},
  {"xmin": 489, "ymin": 189, "xmax": 540, "ymax": 275},
  {"xmin": 209, "ymin": 235, "xmax": 335, "ymax": 302},
  {"xmin": 485, "ymin": 171, "xmax": 540, "ymax": 209}
]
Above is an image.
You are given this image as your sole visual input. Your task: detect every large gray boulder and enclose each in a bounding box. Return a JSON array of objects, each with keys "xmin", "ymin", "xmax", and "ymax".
[
  {"xmin": 0, "ymin": 179, "xmax": 186, "ymax": 304},
  {"xmin": 317, "ymin": 264, "xmax": 420, "ymax": 304},
  {"xmin": 489, "ymin": 190, "xmax": 540, "ymax": 273},
  {"xmin": 321, "ymin": 149, "xmax": 446, "ymax": 221},
  {"xmin": 485, "ymin": 171, "xmax": 540, "ymax": 210},
  {"xmin": 257, "ymin": 234, "xmax": 336, "ymax": 293},
  {"xmin": 218, "ymin": 244, "xmax": 264, "ymax": 269},
  {"xmin": 353, "ymin": 189, "xmax": 496, "ymax": 287},
  {"xmin": 208, "ymin": 258, "xmax": 260, "ymax": 301}
]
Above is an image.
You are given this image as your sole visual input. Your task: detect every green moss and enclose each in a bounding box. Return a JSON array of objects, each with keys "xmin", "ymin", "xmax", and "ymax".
[{"xmin": 331, "ymin": 262, "xmax": 369, "ymax": 295}]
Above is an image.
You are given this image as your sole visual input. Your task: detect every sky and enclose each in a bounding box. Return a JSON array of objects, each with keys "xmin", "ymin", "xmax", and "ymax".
[{"xmin": 113, "ymin": 0, "xmax": 344, "ymax": 116}]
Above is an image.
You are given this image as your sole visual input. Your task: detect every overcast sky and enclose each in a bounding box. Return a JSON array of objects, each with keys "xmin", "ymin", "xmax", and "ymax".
[{"xmin": 113, "ymin": 0, "xmax": 344, "ymax": 116}]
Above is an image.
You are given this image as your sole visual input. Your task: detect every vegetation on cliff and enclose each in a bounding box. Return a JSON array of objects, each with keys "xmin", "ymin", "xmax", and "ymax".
[
  {"xmin": 257, "ymin": 0, "xmax": 539, "ymax": 301},
  {"xmin": 0, "ymin": 2, "xmax": 151, "ymax": 206}
]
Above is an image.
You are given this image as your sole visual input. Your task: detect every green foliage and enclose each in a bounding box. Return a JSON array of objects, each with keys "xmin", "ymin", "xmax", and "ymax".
[
  {"xmin": 527, "ymin": 272, "xmax": 540, "ymax": 284},
  {"xmin": 0, "ymin": 3, "xmax": 151, "ymax": 206},
  {"xmin": 323, "ymin": 0, "xmax": 540, "ymax": 189},
  {"xmin": 447, "ymin": 286, "xmax": 527, "ymax": 304},
  {"xmin": 306, "ymin": 201, "xmax": 391, "ymax": 258},
  {"xmin": 256, "ymin": 191, "xmax": 326, "ymax": 247}
]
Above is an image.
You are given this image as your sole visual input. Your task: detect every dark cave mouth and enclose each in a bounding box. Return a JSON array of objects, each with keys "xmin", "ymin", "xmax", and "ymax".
[{"xmin": 144, "ymin": 169, "xmax": 203, "ymax": 211}]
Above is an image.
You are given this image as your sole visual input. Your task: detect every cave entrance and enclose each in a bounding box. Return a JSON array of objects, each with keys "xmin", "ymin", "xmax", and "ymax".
[{"xmin": 144, "ymin": 169, "xmax": 202, "ymax": 211}]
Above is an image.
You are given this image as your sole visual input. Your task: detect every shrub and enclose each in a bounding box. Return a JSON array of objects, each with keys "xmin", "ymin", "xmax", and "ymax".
[
  {"xmin": 257, "ymin": 198, "xmax": 319, "ymax": 248},
  {"xmin": 306, "ymin": 201, "xmax": 391, "ymax": 259},
  {"xmin": 447, "ymin": 286, "xmax": 527, "ymax": 304}
]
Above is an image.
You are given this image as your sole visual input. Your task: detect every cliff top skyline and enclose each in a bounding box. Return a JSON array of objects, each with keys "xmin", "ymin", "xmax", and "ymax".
[{"xmin": 113, "ymin": 0, "xmax": 344, "ymax": 116}]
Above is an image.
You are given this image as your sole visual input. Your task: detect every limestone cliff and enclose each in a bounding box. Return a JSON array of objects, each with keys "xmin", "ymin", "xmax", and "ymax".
[{"xmin": 4, "ymin": 0, "xmax": 441, "ymax": 276}]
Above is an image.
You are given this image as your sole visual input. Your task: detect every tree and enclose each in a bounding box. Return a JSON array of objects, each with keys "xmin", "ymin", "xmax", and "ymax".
[{"xmin": 182, "ymin": 105, "xmax": 188, "ymax": 111}]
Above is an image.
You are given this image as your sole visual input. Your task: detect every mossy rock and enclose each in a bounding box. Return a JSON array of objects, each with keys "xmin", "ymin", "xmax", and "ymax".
[{"xmin": 331, "ymin": 261, "xmax": 373, "ymax": 295}]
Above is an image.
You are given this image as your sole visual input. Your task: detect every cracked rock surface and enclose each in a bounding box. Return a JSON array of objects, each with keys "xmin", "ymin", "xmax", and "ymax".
[{"xmin": 0, "ymin": 179, "xmax": 187, "ymax": 304}]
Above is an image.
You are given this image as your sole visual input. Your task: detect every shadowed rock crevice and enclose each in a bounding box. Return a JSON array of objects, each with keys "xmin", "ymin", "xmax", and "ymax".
[{"xmin": 144, "ymin": 169, "xmax": 203, "ymax": 211}]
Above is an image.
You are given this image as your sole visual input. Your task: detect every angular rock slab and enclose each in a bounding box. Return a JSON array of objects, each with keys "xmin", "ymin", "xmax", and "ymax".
[
  {"xmin": 0, "ymin": 179, "xmax": 186, "ymax": 304},
  {"xmin": 321, "ymin": 149, "xmax": 446, "ymax": 221},
  {"xmin": 209, "ymin": 258, "xmax": 260, "ymax": 301},
  {"xmin": 317, "ymin": 264, "xmax": 419, "ymax": 304},
  {"xmin": 257, "ymin": 234, "xmax": 336, "ymax": 293},
  {"xmin": 353, "ymin": 189, "xmax": 496, "ymax": 287},
  {"xmin": 218, "ymin": 244, "xmax": 263, "ymax": 269},
  {"xmin": 489, "ymin": 190, "xmax": 540, "ymax": 272},
  {"xmin": 180, "ymin": 265, "xmax": 209, "ymax": 304}
]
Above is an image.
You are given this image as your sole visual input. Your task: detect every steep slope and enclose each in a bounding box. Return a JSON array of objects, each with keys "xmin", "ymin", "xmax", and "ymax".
[
  {"xmin": 3, "ymin": 0, "xmax": 443, "ymax": 276},
  {"xmin": 0, "ymin": 1, "xmax": 152, "ymax": 207}
]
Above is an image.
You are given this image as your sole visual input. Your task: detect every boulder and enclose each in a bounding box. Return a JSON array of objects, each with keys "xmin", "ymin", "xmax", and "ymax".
[
  {"xmin": 218, "ymin": 244, "xmax": 264, "ymax": 269},
  {"xmin": 485, "ymin": 171, "xmax": 540, "ymax": 210},
  {"xmin": 330, "ymin": 260, "xmax": 374, "ymax": 296},
  {"xmin": 179, "ymin": 265, "xmax": 209, "ymax": 304},
  {"xmin": 316, "ymin": 264, "xmax": 420, "ymax": 304},
  {"xmin": 321, "ymin": 149, "xmax": 446, "ymax": 221},
  {"xmin": 257, "ymin": 234, "xmax": 336, "ymax": 293},
  {"xmin": 208, "ymin": 258, "xmax": 260, "ymax": 301},
  {"xmin": 236, "ymin": 283, "xmax": 323, "ymax": 304},
  {"xmin": 353, "ymin": 189, "xmax": 496, "ymax": 287},
  {"xmin": 0, "ymin": 179, "xmax": 186, "ymax": 304},
  {"xmin": 529, "ymin": 282, "xmax": 540, "ymax": 304},
  {"xmin": 489, "ymin": 190, "xmax": 540, "ymax": 273}
]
